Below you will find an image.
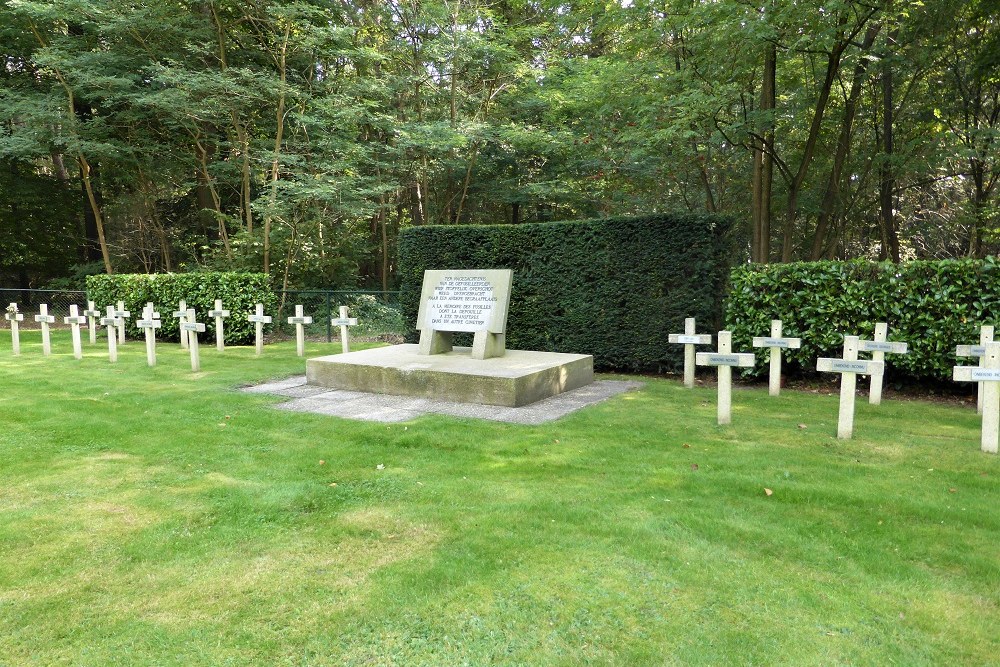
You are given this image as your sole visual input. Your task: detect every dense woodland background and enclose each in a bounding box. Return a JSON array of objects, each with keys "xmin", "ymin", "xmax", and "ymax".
[{"xmin": 1, "ymin": 0, "xmax": 998, "ymax": 290}]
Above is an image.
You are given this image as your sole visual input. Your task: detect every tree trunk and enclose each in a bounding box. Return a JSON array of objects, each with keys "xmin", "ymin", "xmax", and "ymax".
[
  {"xmin": 752, "ymin": 42, "xmax": 776, "ymax": 263},
  {"xmin": 879, "ymin": 26, "xmax": 901, "ymax": 262}
]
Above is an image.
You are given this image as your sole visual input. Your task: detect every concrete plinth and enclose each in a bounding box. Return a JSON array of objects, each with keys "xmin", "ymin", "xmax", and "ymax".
[{"xmin": 306, "ymin": 344, "xmax": 594, "ymax": 407}]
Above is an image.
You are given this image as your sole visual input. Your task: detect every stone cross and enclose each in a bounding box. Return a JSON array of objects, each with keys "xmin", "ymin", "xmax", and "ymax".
[
  {"xmin": 817, "ymin": 336, "xmax": 885, "ymax": 439},
  {"xmin": 287, "ymin": 304, "xmax": 314, "ymax": 357},
  {"xmin": 695, "ymin": 331, "xmax": 755, "ymax": 425},
  {"xmin": 181, "ymin": 308, "xmax": 207, "ymax": 372},
  {"xmin": 956, "ymin": 324, "xmax": 994, "ymax": 414},
  {"xmin": 5, "ymin": 303, "xmax": 24, "ymax": 356},
  {"xmin": 173, "ymin": 299, "xmax": 189, "ymax": 349},
  {"xmin": 208, "ymin": 299, "xmax": 230, "ymax": 352},
  {"xmin": 752, "ymin": 319, "xmax": 802, "ymax": 396},
  {"xmin": 954, "ymin": 341, "xmax": 1000, "ymax": 454},
  {"xmin": 63, "ymin": 305, "xmax": 88, "ymax": 360},
  {"xmin": 136, "ymin": 302, "xmax": 162, "ymax": 367},
  {"xmin": 34, "ymin": 304, "xmax": 56, "ymax": 356},
  {"xmin": 114, "ymin": 300, "xmax": 131, "ymax": 344},
  {"xmin": 99, "ymin": 305, "xmax": 120, "ymax": 363},
  {"xmin": 84, "ymin": 300, "xmax": 101, "ymax": 344},
  {"xmin": 331, "ymin": 306, "xmax": 358, "ymax": 354},
  {"xmin": 668, "ymin": 317, "xmax": 713, "ymax": 388},
  {"xmin": 247, "ymin": 303, "xmax": 272, "ymax": 356},
  {"xmin": 858, "ymin": 322, "xmax": 908, "ymax": 405}
]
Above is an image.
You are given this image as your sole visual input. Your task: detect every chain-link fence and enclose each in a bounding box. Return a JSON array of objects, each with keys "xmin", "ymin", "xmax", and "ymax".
[
  {"xmin": 1, "ymin": 288, "xmax": 408, "ymax": 341},
  {"xmin": 0, "ymin": 289, "xmax": 89, "ymax": 328}
]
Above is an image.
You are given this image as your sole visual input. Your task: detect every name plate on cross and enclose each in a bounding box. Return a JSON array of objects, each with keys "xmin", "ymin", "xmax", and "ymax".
[
  {"xmin": 817, "ymin": 358, "xmax": 884, "ymax": 375},
  {"xmin": 416, "ymin": 269, "xmax": 513, "ymax": 360},
  {"xmin": 181, "ymin": 322, "xmax": 207, "ymax": 333},
  {"xmin": 858, "ymin": 340, "xmax": 907, "ymax": 354},
  {"xmin": 957, "ymin": 345, "xmax": 987, "ymax": 357},
  {"xmin": 137, "ymin": 319, "xmax": 162, "ymax": 329},
  {"xmin": 695, "ymin": 353, "xmax": 755, "ymax": 367},
  {"xmin": 331, "ymin": 317, "xmax": 358, "ymax": 327},
  {"xmin": 671, "ymin": 334, "xmax": 712, "ymax": 345},
  {"xmin": 288, "ymin": 316, "xmax": 313, "ymax": 325},
  {"xmin": 752, "ymin": 337, "xmax": 801, "ymax": 349}
]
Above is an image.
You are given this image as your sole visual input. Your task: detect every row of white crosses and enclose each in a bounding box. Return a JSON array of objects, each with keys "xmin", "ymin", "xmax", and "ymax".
[{"xmin": 669, "ymin": 317, "xmax": 910, "ymax": 439}]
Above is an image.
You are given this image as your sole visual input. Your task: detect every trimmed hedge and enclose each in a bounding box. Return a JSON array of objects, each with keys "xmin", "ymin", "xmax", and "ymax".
[
  {"xmin": 86, "ymin": 272, "xmax": 276, "ymax": 344},
  {"xmin": 398, "ymin": 214, "xmax": 734, "ymax": 372},
  {"xmin": 726, "ymin": 258, "xmax": 1000, "ymax": 381}
]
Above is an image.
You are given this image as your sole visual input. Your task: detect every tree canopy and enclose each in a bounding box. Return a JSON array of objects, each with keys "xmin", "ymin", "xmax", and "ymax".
[{"xmin": 2, "ymin": 0, "xmax": 998, "ymax": 288}]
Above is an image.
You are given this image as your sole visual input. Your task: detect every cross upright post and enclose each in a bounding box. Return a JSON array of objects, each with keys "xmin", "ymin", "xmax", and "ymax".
[
  {"xmin": 817, "ymin": 336, "xmax": 885, "ymax": 439},
  {"xmin": 173, "ymin": 299, "xmax": 189, "ymax": 349},
  {"xmin": 695, "ymin": 330, "xmax": 755, "ymax": 425},
  {"xmin": 114, "ymin": 300, "xmax": 130, "ymax": 344},
  {"xmin": 331, "ymin": 306, "xmax": 358, "ymax": 354},
  {"xmin": 858, "ymin": 322, "xmax": 908, "ymax": 405},
  {"xmin": 208, "ymin": 299, "xmax": 230, "ymax": 352},
  {"xmin": 5, "ymin": 303, "xmax": 24, "ymax": 356},
  {"xmin": 668, "ymin": 317, "xmax": 713, "ymax": 388},
  {"xmin": 100, "ymin": 306, "xmax": 120, "ymax": 363},
  {"xmin": 34, "ymin": 304, "xmax": 55, "ymax": 356},
  {"xmin": 181, "ymin": 308, "xmax": 206, "ymax": 372},
  {"xmin": 84, "ymin": 300, "xmax": 101, "ymax": 344},
  {"xmin": 136, "ymin": 302, "xmax": 162, "ymax": 367},
  {"xmin": 63, "ymin": 304, "xmax": 88, "ymax": 360},
  {"xmin": 752, "ymin": 319, "xmax": 802, "ymax": 396},
  {"xmin": 287, "ymin": 304, "xmax": 314, "ymax": 357},
  {"xmin": 248, "ymin": 303, "xmax": 272, "ymax": 356}
]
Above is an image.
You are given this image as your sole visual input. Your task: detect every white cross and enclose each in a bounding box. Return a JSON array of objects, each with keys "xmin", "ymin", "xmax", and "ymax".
[
  {"xmin": 99, "ymin": 305, "xmax": 121, "ymax": 363},
  {"xmin": 817, "ymin": 336, "xmax": 885, "ymax": 439},
  {"xmin": 208, "ymin": 299, "xmax": 230, "ymax": 352},
  {"xmin": 287, "ymin": 305, "xmax": 314, "ymax": 357},
  {"xmin": 247, "ymin": 303, "xmax": 272, "ymax": 356},
  {"xmin": 695, "ymin": 330, "xmax": 755, "ymax": 425},
  {"xmin": 752, "ymin": 319, "xmax": 802, "ymax": 396},
  {"xmin": 5, "ymin": 303, "xmax": 24, "ymax": 356},
  {"xmin": 331, "ymin": 306, "xmax": 358, "ymax": 353},
  {"xmin": 858, "ymin": 323, "xmax": 908, "ymax": 405},
  {"xmin": 63, "ymin": 305, "xmax": 88, "ymax": 360},
  {"xmin": 114, "ymin": 300, "xmax": 131, "ymax": 344},
  {"xmin": 173, "ymin": 299, "xmax": 189, "ymax": 349},
  {"xmin": 668, "ymin": 317, "xmax": 713, "ymax": 388},
  {"xmin": 136, "ymin": 302, "xmax": 162, "ymax": 367},
  {"xmin": 34, "ymin": 304, "xmax": 56, "ymax": 356},
  {"xmin": 180, "ymin": 308, "xmax": 207, "ymax": 372},
  {"xmin": 84, "ymin": 300, "xmax": 101, "ymax": 344},
  {"xmin": 956, "ymin": 324, "xmax": 994, "ymax": 414},
  {"xmin": 954, "ymin": 341, "xmax": 1000, "ymax": 454}
]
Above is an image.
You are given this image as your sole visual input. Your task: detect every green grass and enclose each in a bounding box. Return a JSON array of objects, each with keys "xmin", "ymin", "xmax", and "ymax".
[{"xmin": 0, "ymin": 329, "xmax": 997, "ymax": 665}]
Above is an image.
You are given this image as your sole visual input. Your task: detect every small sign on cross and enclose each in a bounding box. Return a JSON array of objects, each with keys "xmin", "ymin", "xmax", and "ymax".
[
  {"xmin": 63, "ymin": 305, "xmax": 88, "ymax": 360},
  {"xmin": 954, "ymin": 341, "xmax": 1000, "ymax": 454},
  {"xmin": 208, "ymin": 299, "xmax": 230, "ymax": 352},
  {"xmin": 816, "ymin": 336, "xmax": 884, "ymax": 439},
  {"xmin": 287, "ymin": 305, "xmax": 314, "ymax": 357},
  {"xmin": 695, "ymin": 331, "xmax": 755, "ymax": 425},
  {"xmin": 247, "ymin": 303, "xmax": 272, "ymax": 356},
  {"xmin": 857, "ymin": 323, "xmax": 908, "ymax": 405},
  {"xmin": 752, "ymin": 319, "xmax": 802, "ymax": 397},
  {"xmin": 668, "ymin": 317, "xmax": 713, "ymax": 388},
  {"xmin": 332, "ymin": 306, "xmax": 358, "ymax": 353},
  {"xmin": 956, "ymin": 324, "xmax": 994, "ymax": 414},
  {"xmin": 34, "ymin": 304, "xmax": 56, "ymax": 356},
  {"xmin": 5, "ymin": 303, "xmax": 24, "ymax": 356},
  {"xmin": 99, "ymin": 306, "xmax": 121, "ymax": 363},
  {"xmin": 136, "ymin": 302, "xmax": 162, "ymax": 367}
]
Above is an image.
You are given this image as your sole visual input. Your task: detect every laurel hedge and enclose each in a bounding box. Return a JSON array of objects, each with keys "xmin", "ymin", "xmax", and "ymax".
[
  {"xmin": 86, "ymin": 272, "xmax": 276, "ymax": 344},
  {"xmin": 726, "ymin": 258, "xmax": 1000, "ymax": 381},
  {"xmin": 398, "ymin": 214, "xmax": 735, "ymax": 372}
]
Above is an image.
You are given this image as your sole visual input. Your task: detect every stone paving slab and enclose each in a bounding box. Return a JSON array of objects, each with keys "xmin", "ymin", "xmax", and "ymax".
[{"xmin": 243, "ymin": 376, "xmax": 643, "ymax": 424}]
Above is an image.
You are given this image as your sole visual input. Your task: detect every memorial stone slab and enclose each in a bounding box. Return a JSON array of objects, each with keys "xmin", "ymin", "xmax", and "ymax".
[
  {"xmin": 137, "ymin": 303, "xmax": 162, "ymax": 367},
  {"xmin": 208, "ymin": 299, "xmax": 230, "ymax": 352},
  {"xmin": 248, "ymin": 303, "xmax": 272, "ymax": 356},
  {"xmin": 816, "ymin": 336, "xmax": 884, "ymax": 439},
  {"xmin": 695, "ymin": 330, "xmax": 755, "ymax": 425},
  {"xmin": 416, "ymin": 269, "xmax": 513, "ymax": 360},
  {"xmin": 956, "ymin": 324, "xmax": 995, "ymax": 414},
  {"xmin": 99, "ymin": 306, "xmax": 120, "ymax": 363},
  {"xmin": 752, "ymin": 319, "xmax": 802, "ymax": 397},
  {"xmin": 182, "ymin": 308, "xmax": 206, "ymax": 372},
  {"xmin": 668, "ymin": 317, "xmax": 713, "ymax": 388},
  {"xmin": 954, "ymin": 341, "xmax": 1000, "ymax": 454},
  {"xmin": 114, "ymin": 300, "xmax": 131, "ymax": 344},
  {"xmin": 64, "ymin": 304, "xmax": 87, "ymax": 360},
  {"xmin": 858, "ymin": 323, "xmax": 908, "ymax": 405},
  {"xmin": 287, "ymin": 304, "xmax": 314, "ymax": 357},
  {"xmin": 332, "ymin": 305, "xmax": 358, "ymax": 353},
  {"xmin": 5, "ymin": 303, "xmax": 23, "ymax": 356},
  {"xmin": 34, "ymin": 304, "xmax": 56, "ymax": 356},
  {"xmin": 173, "ymin": 299, "xmax": 189, "ymax": 349},
  {"xmin": 84, "ymin": 300, "xmax": 101, "ymax": 344}
]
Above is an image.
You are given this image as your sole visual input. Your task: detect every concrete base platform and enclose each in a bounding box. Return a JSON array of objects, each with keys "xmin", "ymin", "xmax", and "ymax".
[{"xmin": 305, "ymin": 344, "xmax": 594, "ymax": 407}]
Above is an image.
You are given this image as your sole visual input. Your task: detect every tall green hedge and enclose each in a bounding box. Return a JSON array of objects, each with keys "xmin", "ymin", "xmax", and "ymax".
[
  {"xmin": 398, "ymin": 214, "xmax": 734, "ymax": 372},
  {"xmin": 726, "ymin": 258, "xmax": 1000, "ymax": 381},
  {"xmin": 86, "ymin": 272, "xmax": 276, "ymax": 344}
]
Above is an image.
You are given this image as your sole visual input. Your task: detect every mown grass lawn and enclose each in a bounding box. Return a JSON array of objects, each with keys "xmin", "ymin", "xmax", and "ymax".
[{"xmin": 0, "ymin": 329, "xmax": 997, "ymax": 666}]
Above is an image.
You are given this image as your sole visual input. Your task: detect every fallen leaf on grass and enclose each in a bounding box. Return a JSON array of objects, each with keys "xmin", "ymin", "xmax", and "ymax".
[
  {"xmin": 376, "ymin": 464, "xmax": 385, "ymax": 470},
  {"xmin": 949, "ymin": 488, "xmax": 957, "ymax": 493},
  {"xmin": 797, "ymin": 423, "xmax": 808, "ymax": 429},
  {"xmin": 329, "ymin": 482, "xmax": 337, "ymax": 487},
  {"xmin": 691, "ymin": 464, "xmax": 699, "ymax": 471},
  {"xmin": 764, "ymin": 488, "xmax": 774, "ymax": 497},
  {"xmin": 682, "ymin": 443, "xmax": 691, "ymax": 448},
  {"xmin": 319, "ymin": 460, "xmax": 326, "ymax": 465}
]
